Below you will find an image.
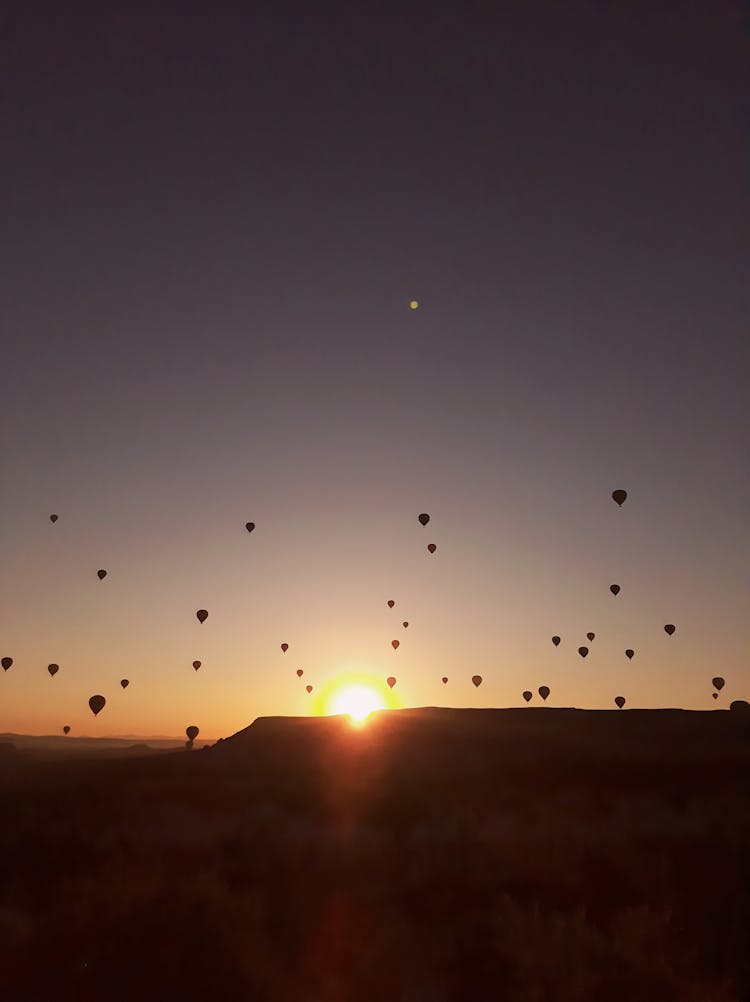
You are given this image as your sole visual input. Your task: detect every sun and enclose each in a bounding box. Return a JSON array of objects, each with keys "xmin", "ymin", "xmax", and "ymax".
[{"xmin": 328, "ymin": 685, "xmax": 385, "ymax": 724}]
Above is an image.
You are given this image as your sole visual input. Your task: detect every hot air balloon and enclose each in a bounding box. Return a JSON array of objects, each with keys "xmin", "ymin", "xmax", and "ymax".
[
  {"xmin": 196, "ymin": 609, "xmax": 208, "ymax": 624},
  {"xmin": 712, "ymin": 677, "xmax": 725, "ymax": 692},
  {"xmin": 120, "ymin": 679, "xmax": 129, "ymax": 689},
  {"xmin": 63, "ymin": 725, "xmax": 70, "ymax": 735},
  {"xmin": 387, "ymin": 600, "xmax": 395, "ymax": 608},
  {"xmin": 391, "ymin": 639, "xmax": 400, "ymax": 650},
  {"xmin": 193, "ymin": 660, "xmax": 201, "ymax": 670},
  {"xmin": 664, "ymin": 624, "xmax": 676, "ymax": 636},
  {"xmin": 712, "ymin": 692, "xmax": 718, "ymax": 700},
  {"xmin": 47, "ymin": 663, "xmax": 59, "ymax": 677},
  {"xmin": 427, "ymin": 543, "xmax": 437, "ymax": 554},
  {"xmin": 614, "ymin": 696, "xmax": 626, "ymax": 709},
  {"xmin": 586, "ymin": 632, "xmax": 595, "ymax": 642},
  {"xmin": 538, "ymin": 686, "xmax": 550, "ymax": 701},
  {"xmin": 387, "ymin": 676, "xmax": 397, "ymax": 689},
  {"xmin": 552, "ymin": 636, "xmax": 561, "ymax": 647},
  {"xmin": 402, "ymin": 621, "xmax": 409, "ymax": 629},
  {"xmin": 610, "ymin": 584, "xmax": 620, "ymax": 596},
  {"xmin": 418, "ymin": 513, "xmax": 430, "ymax": 527},
  {"xmin": 186, "ymin": 726, "xmax": 199, "ymax": 742},
  {"xmin": 97, "ymin": 569, "xmax": 107, "ymax": 580},
  {"xmin": 306, "ymin": 684, "xmax": 313, "ymax": 693},
  {"xmin": 612, "ymin": 489, "xmax": 627, "ymax": 507},
  {"xmin": 50, "ymin": 514, "xmax": 58, "ymax": 523},
  {"xmin": 522, "ymin": 690, "xmax": 532, "ymax": 703},
  {"xmin": 89, "ymin": 695, "xmax": 106, "ymax": 716},
  {"xmin": 625, "ymin": 649, "xmax": 634, "ymax": 660},
  {"xmin": 1, "ymin": 657, "xmax": 12, "ymax": 671},
  {"xmin": 280, "ymin": 643, "xmax": 288, "ymax": 653},
  {"xmin": 245, "ymin": 522, "xmax": 255, "ymax": 533},
  {"xmin": 578, "ymin": 647, "xmax": 589, "ymax": 658},
  {"xmin": 441, "ymin": 677, "xmax": 448, "ymax": 684},
  {"xmin": 472, "ymin": 675, "xmax": 482, "ymax": 687},
  {"xmin": 296, "ymin": 669, "xmax": 304, "ymax": 678}
]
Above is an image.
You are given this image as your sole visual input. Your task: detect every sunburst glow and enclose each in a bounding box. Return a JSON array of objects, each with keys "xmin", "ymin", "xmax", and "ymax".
[{"xmin": 328, "ymin": 685, "xmax": 386, "ymax": 724}]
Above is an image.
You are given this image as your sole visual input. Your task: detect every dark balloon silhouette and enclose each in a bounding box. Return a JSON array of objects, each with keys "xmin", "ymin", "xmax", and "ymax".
[
  {"xmin": 186, "ymin": 725, "xmax": 199, "ymax": 742},
  {"xmin": 578, "ymin": 646, "xmax": 589, "ymax": 658},
  {"xmin": 612, "ymin": 489, "xmax": 627, "ymax": 507},
  {"xmin": 522, "ymin": 690, "xmax": 532, "ymax": 703},
  {"xmin": 49, "ymin": 514, "xmax": 58, "ymax": 523},
  {"xmin": 664, "ymin": 624, "xmax": 676, "ymax": 636},
  {"xmin": 551, "ymin": 636, "xmax": 560, "ymax": 647},
  {"xmin": 712, "ymin": 677, "xmax": 725, "ymax": 691},
  {"xmin": 2, "ymin": 657, "xmax": 13, "ymax": 671},
  {"xmin": 625, "ymin": 649, "xmax": 634, "ymax": 660},
  {"xmin": 730, "ymin": 700, "xmax": 749, "ymax": 712},
  {"xmin": 418, "ymin": 513, "xmax": 430, "ymax": 527},
  {"xmin": 280, "ymin": 643, "xmax": 289, "ymax": 653},
  {"xmin": 441, "ymin": 676, "xmax": 448, "ymax": 684},
  {"xmin": 427, "ymin": 543, "xmax": 437, "ymax": 554},
  {"xmin": 538, "ymin": 685, "xmax": 550, "ymax": 701},
  {"xmin": 391, "ymin": 639, "xmax": 400, "ymax": 650},
  {"xmin": 88, "ymin": 694, "xmax": 106, "ymax": 716},
  {"xmin": 387, "ymin": 676, "xmax": 397, "ymax": 689},
  {"xmin": 97, "ymin": 569, "xmax": 107, "ymax": 580},
  {"xmin": 387, "ymin": 600, "xmax": 395, "ymax": 608},
  {"xmin": 472, "ymin": 675, "xmax": 482, "ymax": 687},
  {"xmin": 47, "ymin": 663, "xmax": 59, "ymax": 677},
  {"xmin": 245, "ymin": 522, "xmax": 255, "ymax": 533},
  {"xmin": 196, "ymin": 609, "xmax": 208, "ymax": 624},
  {"xmin": 306, "ymin": 684, "xmax": 313, "ymax": 693},
  {"xmin": 610, "ymin": 584, "xmax": 620, "ymax": 596},
  {"xmin": 62, "ymin": 725, "xmax": 70, "ymax": 734},
  {"xmin": 712, "ymin": 692, "xmax": 718, "ymax": 700},
  {"xmin": 402, "ymin": 621, "xmax": 409, "ymax": 629},
  {"xmin": 296, "ymin": 668, "xmax": 304, "ymax": 678},
  {"xmin": 586, "ymin": 632, "xmax": 595, "ymax": 642},
  {"xmin": 193, "ymin": 660, "xmax": 201, "ymax": 671},
  {"xmin": 120, "ymin": 679, "xmax": 129, "ymax": 689},
  {"xmin": 615, "ymin": 696, "xmax": 626, "ymax": 709}
]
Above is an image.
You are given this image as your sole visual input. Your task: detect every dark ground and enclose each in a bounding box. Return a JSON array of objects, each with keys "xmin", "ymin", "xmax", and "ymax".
[{"xmin": 1, "ymin": 707, "xmax": 748, "ymax": 1001}]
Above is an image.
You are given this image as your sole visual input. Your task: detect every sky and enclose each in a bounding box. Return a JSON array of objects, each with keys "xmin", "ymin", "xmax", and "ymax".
[{"xmin": 1, "ymin": 1, "xmax": 748, "ymax": 738}]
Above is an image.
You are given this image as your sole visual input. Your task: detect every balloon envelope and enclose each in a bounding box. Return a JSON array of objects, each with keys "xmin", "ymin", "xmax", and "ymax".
[
  {"xmin": 586, "ymin": 632, "xmax": 595, "ymax": 641},
  {"xmin": 89, "ymin": 694, "xmax": 106, "ymax": 716},
  {"xmin": 306, "ymin": 684, "xmax": 313, "ymax": 693},
  {"xmin": 522, "ymin": 690, "xmax": 532, "ymax": 703},
  {"xmin": 712, "ymin": 692, "xmax": 718, "ymax": 700},
  {"xmin": 538, "ymin": 686, "xmax": 550, "ymax": 701},
  {"xmin": 712, "ymin": 677, "xmax": 725, "ymax": 691},
  {"xmin": 427, "ymin": 543, "xmax": 437, "ymax": 554},
  {"xmin": 391, "ymin": 639, "xmax": 400, "ymax": 650},
  {"xmin": 186, "ymin": 726, "xmax": 199, "ymax": 742},
  {"xmin": 578, "ymin": 647, "xmax": 589, "ymax": 658},
  {"xmin": 418, "ymin": 513, "xmax": 430, "ymax": 527},
  {"xmin": 625, "ymin": 649, "xmax": 634, "ymax": 660},
  {"xmin": 612, "ymin": 489, "xmax": 627, "ymax": 506},
  {"xmin": 120, "ymin": 679, "xmax": 129, "ymax": 689},
  {"xmin": 62, "ymin": 725, "xmax": 70, "ymax": 734},
  {"xmin": 1, "ymin": 657, "xmax": 12, "ymax": 671},
  {"xmin": 402, "ymin": 621, "xmax": 409, "ymax": 628},
  {"xmin": 193, "ymin": 660, "xmax": 201, "ymax": 670},
  {"xmin": 97, "ymin": 569, "xmax": 107, "ymax": 580},
  {"xmin": 441, "ymin": 676, "xmax": 448, "ymax": 684},
  {"xmin": 387, "ymin": 676, "xmax": 397, "ymax": 689},
  {"xmin": 610, "ymin": 584, "xmax": 620, "ymax": 596},
  {"xmin": 387, "ymin": 600, "xmax": 395, "ymax": 608},
  {"xmin": 245, "ymin": 522, "xmax": 255, "ymax": 533},
  {"xmin": 50, "ymin": 514, "xmax": 58, "ymax": 523},
  {"xmin": 615, "ymin": 696, "xmax": 626, "ymax": 709},
  {"xmin": 472, "ymin": 675, "xmax": 482, "ymax": 687},
  {"xmin": 551, "ymin": 636, "xmax": 560, "ymax": 647},
  {"xmin": 664, "ymin": 624, "xmax": 676, "ymax": 636},
  {"xmin": 280, "ymin": 643, "xmax": 288, "ymax": 653},
  {"xmin": 296, "ymin": 668, "xmax": 304, "ymax": 677},
  {"xmin": 196, "ymin": 609, "xmax": 208, "ymax": 623},
  {"xmin": 47, "ymin": 663, "xmax": 59, "ymax": 677}
]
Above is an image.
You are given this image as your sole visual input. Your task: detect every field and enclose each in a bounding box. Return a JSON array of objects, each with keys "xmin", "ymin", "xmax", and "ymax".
[{"xmin": 1, "ymin": 708, "xmax": 748, "ymax": 1001}]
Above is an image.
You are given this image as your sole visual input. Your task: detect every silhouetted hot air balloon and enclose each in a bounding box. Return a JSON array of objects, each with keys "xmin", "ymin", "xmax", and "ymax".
[
  {"xmin": 538, "ymin": 685, "xmax": 550, "ymax": 701},
  {"xmin": 712, "ymin": 692, "xmax": 718, "ymax": 700},
  {"xmin": 306, "ymin": 684, "xmax": 313, "ymax": 693},
  {"xmin": 120, "ymin": 679, "xmax": 129, "ymax": 689},
  {"xmin": 610, "ymin": 584, "xmax": 620, "ymax": 596},
  {"xmin": 522, "ymin": 690, "xmax": 532, "ymax": 703},
  {"xmin": 427, "ymin": 543, "xmax": 437, "ymax": 554},
  {"xmin": 193, "ymin": 660, "xmax": 201, "ymax": 671},
  {"xmin": 1, "ymin": 657, "xmax": 12, "ymax": 671},
  {"xmin": 615, "ymin": 696, "xmax": 626, "ymax": 709},
  {"xmin": 387, "ymin": 676, "xmax": 397, "ymax": 689},
  {"xmin": 402, "ymin": 621, "xmax": 409, "ymax": 629},
  {"xmin": 196, "ymin": 609, "xmax": 208, "ymax": 624},
  {"xmin": 625, "ymin": 649, "xmax": 634, "ymax": 660},
  {"xmin": 296, "ymin": 669, "xmax": 304, "ymax": 678},
  {"xmin": 612, "ymin": 489, "xmax": 627, "ymax": 507},
  {"xmin": 89, "ymin": 694, "xmax": 106, "ymax": 716},
  {"xmin": 245, "ymin": 522, "xmax": 255, "ymax": 533},
  {"xmin": 472, "ymin": 675, "xmax": 482, "ymax": 687},
  {"xmin": 280, "ymin": 643, "xmax": 289, "ymax": 653},
  {"xmin": 578, "ymin": 647, "xmax": 589, "ymax": 658},
  {"xmin": 712, "ymin": 677, "xmax": 725, "ymax": 692},
  {"xmin": 418, "ymin": 513, "xmax": 430, "ymax": 527},
  {"xmin": 664, "ymin": 624, "xmax": 676, "ymax": 636},
  {"xmin": 586, "ymin": 632, "xmax": 595, "ymax": 642},
  {"xmin": 97, "ymin": 569, "xmax": 107, "ymax": 580},
  {"xmin": 50, "ymin": 514, "xmax": 58, "ymax": 523},
  {"xmin": 391, "ymin": 639, "xmax": 400, "ymax": 650},
  {"xmin": 441, "ymin": 677, "xmax": 448, "ymax": 684},
  {"xmin": 186, "ymin": 725, "xmax": 199, "ymax": 742},
  {"xmin": 47, "ymin": 663, "xmax": 59, "ymax": 677},
  {"xmin": 63, "ymin": 725, "xmax": 70, "ymax": 735},
  {"xmin": 552, "ymin": 636, "xmax": 561, "ymax": 647},
  {"xmin": 387, "ymin": 600, "xmax": 395, "ymax": 608}
]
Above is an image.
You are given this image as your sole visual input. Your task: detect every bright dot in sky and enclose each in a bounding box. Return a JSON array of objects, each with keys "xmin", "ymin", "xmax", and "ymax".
[
  {"xmin": 328, "ymin": 685, "xmax": 385, "ymax": 724},
  {"xmin": 409, "ymin": 299, "xmax": 419, "ymax": 310}
]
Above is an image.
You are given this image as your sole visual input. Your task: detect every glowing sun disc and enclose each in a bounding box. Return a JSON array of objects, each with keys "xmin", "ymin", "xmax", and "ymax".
[{"xmin": 328, "ymin": 685, "xmax": 385, "ymax": 723}]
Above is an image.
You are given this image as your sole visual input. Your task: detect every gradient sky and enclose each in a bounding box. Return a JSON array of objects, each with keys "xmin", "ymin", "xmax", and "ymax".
[{"xmin": 1, "ymin": 2, "xmax": 748, "ymax": 738}]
